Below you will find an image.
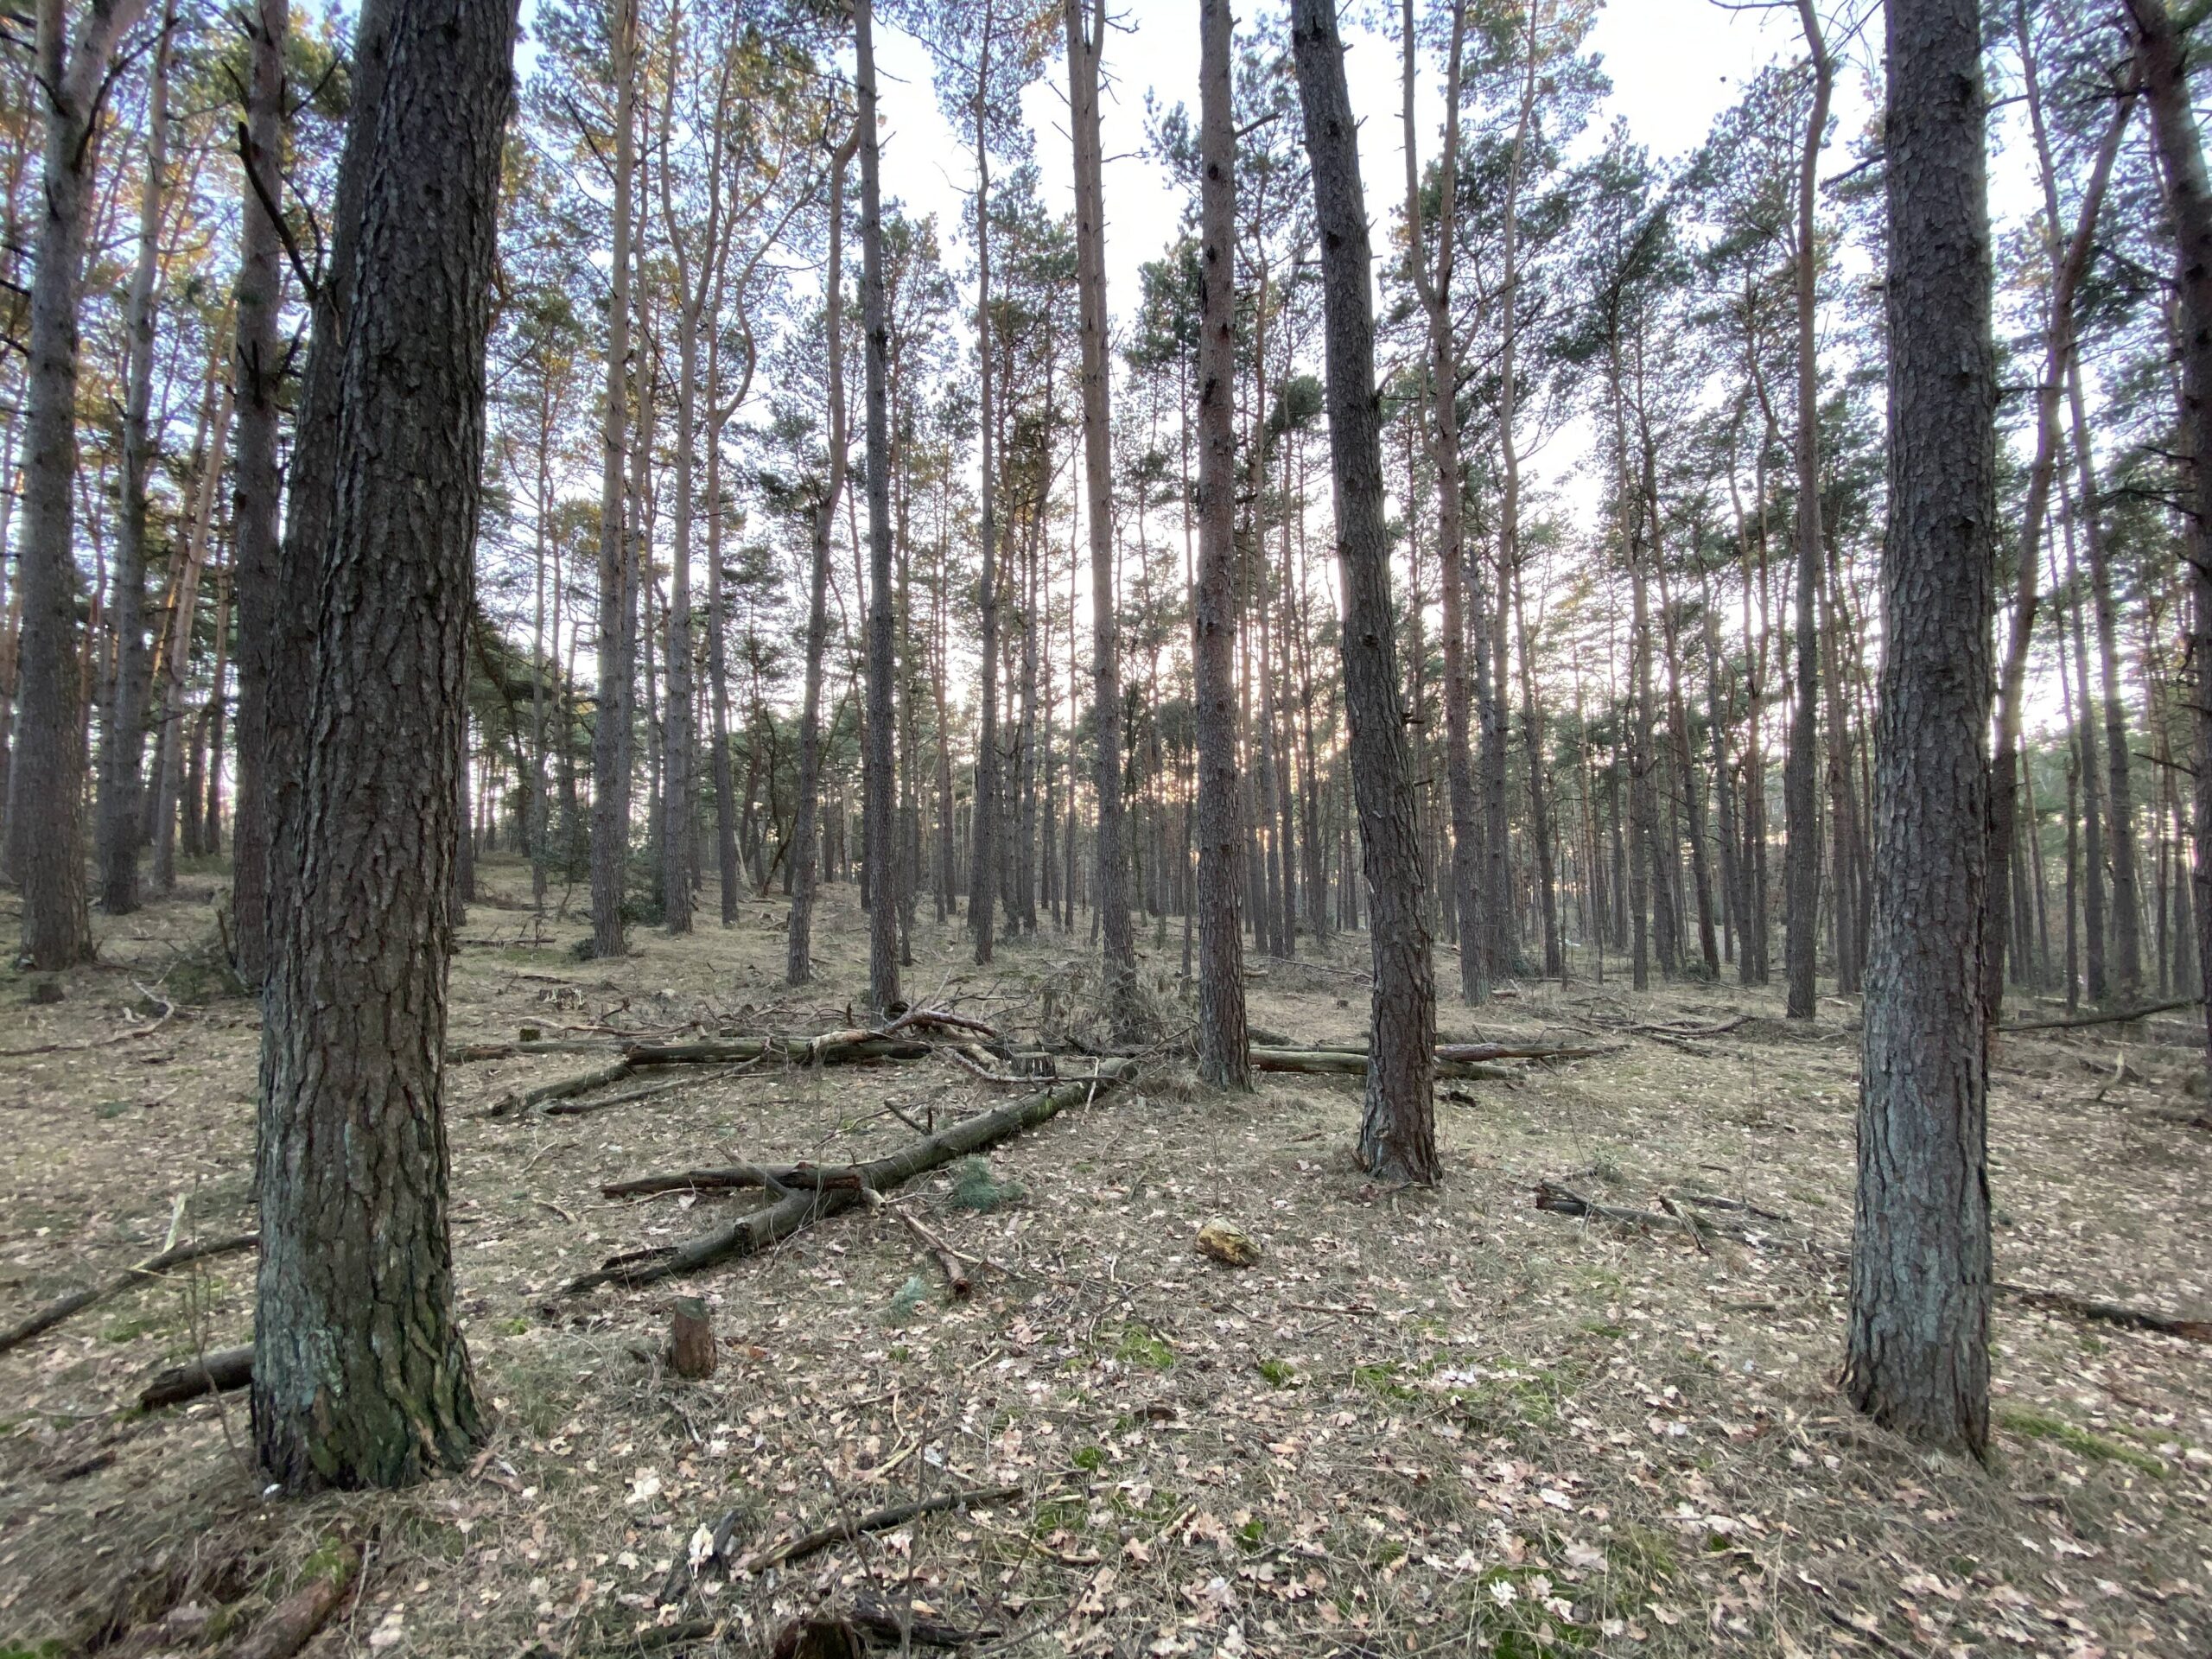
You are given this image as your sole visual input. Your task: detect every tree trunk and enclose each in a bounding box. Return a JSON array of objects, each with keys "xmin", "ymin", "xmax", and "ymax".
[
  {"xmin": 858, "ymin": 0, "xmax": 899, "ymax": 1013},
  {"xmin": 1291, "ymin": 0, "xmax": 1438, "ymax": 1185},
  {"xmin": 1781, "ymin": 0, "xmax": 1832, "ymax": 1020},
  {"xmin": 7, "ymin": 0, "xmax": 149, "ymax": 968},
  {"xmin": 1847, "ymin": 0, "xmax": 1994, "ymax": 1458},
  {"xmin": 1066, "ymin": 0, "xmax": 1137, "ymax": 1038},
  {"xmin": 2129, "ymin": 0, "xmax": 2212, "ymax": 1082},
  {"xmin": 589, "ymin": 0, "xmax": 639, "ymax": 959},
  {"xmin": 254, "ymin": 0, "xmax": 516, "ymax": 1490},
  {"xmin": 786, "ymin": 129, "xmax": 857, "ymax": 985},
  {"xmin": 93, "ymin": 3, "xmax": 172, "ymax": 917},
  {"xmin": 1193, "ymin": 0, "xmax": 1248, "ymax": 1089},
  {"xmin": 228, "ymin": 0, "xmax": 292, "ymax": 984}
]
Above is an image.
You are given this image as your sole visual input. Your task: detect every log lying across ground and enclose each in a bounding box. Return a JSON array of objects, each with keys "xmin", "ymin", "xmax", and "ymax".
[
  {"xmin": 1999, "ymin": 997, "xmax": 2202, "ymax": 1033},
  {"xmin": 569, "ymin": 1058, "xmax": 1134, "ymax": 1293},
  {"xmin": 1534, "ymin": 1181, "xmax": 2212, "ymax": 1344},
  {"xmin": 1246, "ymin": 1039, "xmax": 1609, "ymax": 1082},
  {"xmin": 484, "ymin": 1033, "xmax": 932, "ymax": 1117},
  {"xmin": 138, "ymin": 1343, "xmax": 253, "ymax": 1409},
  {"xmin": 0, "ymin": 1232, "xmax": 258, "ymax": 1357}
]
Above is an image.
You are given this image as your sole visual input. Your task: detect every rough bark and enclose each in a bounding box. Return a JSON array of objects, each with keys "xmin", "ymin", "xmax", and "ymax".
[
  {"xmin": 264, "ymin": 0, "xmax": 393, "ymax": 967},
  {"xmin": 93, "ymin": 2, "xmax": 171, "ymax": 917},
  {"xmin": 227, "ymin": 0, "xmax": 291, "ymax": 983},
  {"xmin": 253, "ymin": 0, "xmax": 516, "ymax": 1489},
  {"xmin": 7, "ymin": 0, "xmax": 149, "ymax": 968},
  {"xmin": 1291, "ymin": 0, "xmax": 1438, "ymax": 1185},
  {"xmin": 858, "ymin": 0, "xmax": 899, "ymax": 1013},
  {"xmin": 1192, "ymin": 0, "xmax": 1248, "ymax": 1090},
  {"xmin": 1847, "ymin": 0, "xmax": 1994, "ymax": 1457}
]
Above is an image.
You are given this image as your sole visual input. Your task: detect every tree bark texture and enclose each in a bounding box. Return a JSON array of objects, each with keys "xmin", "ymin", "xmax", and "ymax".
[
  {"xmin": 253, "ymin": 0, "xmax": 517, "ymax": 1490},
  {"xmin": 1193, "ymin": 0, "xmax": 1248, "ymax": 1089},
  {"xmin": 228, "ymin": 0, "xmax": 292, "ymax": 984},
  {"xmin": 7, "ymin": 0, "xmax": 149, "ymax": 968},
  {"xmin": 1291, "ymin": 0, "xmax": 1438, "ymax": 1185},
  {"xmin": 1847, "ymin": 0, "xmax": 1995, "ymax": 1458},
  {"xmin": 858, "ymin": 0, "xmax": 899, "ymax": 1012}
]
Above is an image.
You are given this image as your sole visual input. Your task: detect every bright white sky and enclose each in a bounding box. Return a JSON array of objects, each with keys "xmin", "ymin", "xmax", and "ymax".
[{"xmin": 872, "ymin": 0, "xmax": 1865, "ymax": 334}]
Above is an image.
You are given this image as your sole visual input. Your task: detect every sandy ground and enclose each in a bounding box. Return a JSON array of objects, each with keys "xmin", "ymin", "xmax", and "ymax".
[{"xmin": 2, "ymin": 857, "xmax": 2208, "ymax": 1658}]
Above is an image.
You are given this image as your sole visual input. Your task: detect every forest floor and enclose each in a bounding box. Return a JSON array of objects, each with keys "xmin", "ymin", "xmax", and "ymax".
[{"xmin": 2, "ymin": 858, "xmax": 2209, "ymax": 1659}]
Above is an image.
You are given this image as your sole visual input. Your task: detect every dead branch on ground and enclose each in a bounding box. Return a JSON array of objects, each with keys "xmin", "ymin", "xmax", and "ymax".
[{"xmin": 0, "ymin": 1232, "xmax": 257, "ymax": 1356}]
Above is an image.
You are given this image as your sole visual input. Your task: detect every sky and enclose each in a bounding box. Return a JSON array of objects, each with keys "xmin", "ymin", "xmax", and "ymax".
[{"xmin": 869, "ymin": 0, "xmax": 1864, "ymax": 330}]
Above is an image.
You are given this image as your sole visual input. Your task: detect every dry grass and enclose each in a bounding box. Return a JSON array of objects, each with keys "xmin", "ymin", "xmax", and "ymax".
[{"xmin": 1, "ymin": 859, "xmax": 2208, "ymax": 1657}]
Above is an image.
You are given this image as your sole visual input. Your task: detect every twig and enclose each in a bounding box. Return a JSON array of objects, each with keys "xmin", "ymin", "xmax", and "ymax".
[{"xmin": 726, "ymin": 1484, "xmax": 1020, "ymax": 1576}]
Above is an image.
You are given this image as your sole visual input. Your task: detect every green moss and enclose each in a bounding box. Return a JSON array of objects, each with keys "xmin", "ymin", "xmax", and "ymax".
[
  {"xmin": 1112, "ymin": 1325, "xmax": 1174, "ymax": 1369},
  {"xmin": 1998, "ymin": 1405, "xmax": 2167, "ymax": 1476},
  {"xmin": 1256, "ymin": 1357, "xmax": 1297, "ymax": 1388},
  {"xmin": 1071, "ymin": 1444, "xmax": 1107, "ymax": 1472},
  {"xmin": 1354, "ymin": 1360, "xmax": 1417, "ymax": 1402}
]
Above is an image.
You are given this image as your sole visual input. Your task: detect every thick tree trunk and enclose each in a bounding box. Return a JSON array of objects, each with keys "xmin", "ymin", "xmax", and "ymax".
[
  {"xmin": 228, "ymin": 0, "xmax": 291, "ymax": 983},
  {"xmin": 93, "ymin": 4, "xmax": 171, "ymax": 917},
  {"xmin": 254, "ymin": 0, "xmax": 515, "ymax": 1490},
  {"xmin": 1782, "ymin": 0, "xmax": 1832, "ymax": 1021},
  {"xmin": 1292, "ymin": 0, "xmax": 1437, "ymax": 1185},
  {"xmin": 265, "ymin": 0, "xmax": 392, "ymax": 945},
  {"xmin": 7, "ymin": 0, "xmax": 148, "ymax": 968},
  {"xmin": 858, "ymin": 0, "xmax": 899, "ymax": 1013},
  {"xmin": 1847, "ymin": 0, "xmax": 1994, "ymax": 1458},
  {"xmin": 1066, "ymin": 0, "xmax": 1137, "ymax": 1038},
  {"xmin": 1192, "ymin": 0, "xmax": 1248, "ymax": 1090}
]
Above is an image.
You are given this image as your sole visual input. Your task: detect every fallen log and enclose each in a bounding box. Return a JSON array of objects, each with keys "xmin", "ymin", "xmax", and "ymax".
[
  {"xmin": 449, "ymin": 1038, "xmax": 613, "ymax": 1064},
  {"xmin": 139, "ymin": 1344, "xmax": 253, "ymax": 1409},
  {"xmin": 543, "ymin": 1064, "xmax": 752, "ymax": 1119},
  {"xmin": 620, "ymin": 1034, "xmax": 931, "ymax": 1066},
  {"xmin": 1249, "ymin": 1047, "xmax": 1519, "ymax": 1082},
  {"xmin": 1534, "ymin": 1182, "xmax": 1714, "ymax": 1249},
  {"xmin": 569, "ymin": 1061, "xmax": 1133, "ymax": 1291},
  {"xmin": 486, "ymin": 1057, "xmax": 634, "ymax": 1118},
  {"xmin": 2000, "ymin": 997, "xmax": 2202, "ymax": 1033},
  {"xmin": 223, "ymin": 1542, "xmax": 360, "ymax": 1659},
  {"xmin": 0, "ymin": 1232, "xmax": 258, "ymax": 1357},
  {"xmin": 601, "ymin": 1163, "xmax": 814, "ymax": 1198},
  {"xmin": 863, "ymin": 1187, "xmax": 972, "ymax": 1297},
  {"xmin": 1997, "ymin": 1283, "xmax": 2212, "ymax": 1344}
]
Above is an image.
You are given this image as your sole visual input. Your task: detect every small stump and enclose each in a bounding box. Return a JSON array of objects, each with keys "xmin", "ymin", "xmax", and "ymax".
[
  {"xmin": 1198, "ymin": 1219, "xmax": 1260, "ymax": 1268},
  {"xmin": 669, "ymin": 1295, "xmax": 716, "ymax": 1379}
]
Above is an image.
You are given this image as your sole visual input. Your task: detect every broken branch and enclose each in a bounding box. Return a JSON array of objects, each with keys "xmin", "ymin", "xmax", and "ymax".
[{"xmin": 0, "ymin": 1232, "xmax": 258, "ymax": 1357}]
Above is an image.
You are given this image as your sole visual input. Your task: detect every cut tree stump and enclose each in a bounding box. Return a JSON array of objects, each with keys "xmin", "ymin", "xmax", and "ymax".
[
  {"xmin": 570, "ymin": 1061, "xmax": 1133, "ymax": 1292},
  {"xmin": 0, "ymin": 1231, "xmax": 257, "ymax": 1356},
  {"xmin": 139, "ymin": 1344, "xmax": 253, "ymax": 1409},
  {"xmin": 669, "ymin": 1296, "xmax": 717, "ymax": 1378}
]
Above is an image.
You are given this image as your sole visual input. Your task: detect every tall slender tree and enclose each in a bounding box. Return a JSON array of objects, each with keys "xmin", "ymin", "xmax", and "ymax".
[
  {"xmin": 1291, "ymin": 0, "xmax": 1437, "ymax": 1184},
  {"xmin": 7, "ymin": 0, "xmax": 150, "ymax": 968},
  {"xmin": 858, "ymin": 0, "xmax": 899, "ymax": 1012},
  {"xmin": 1192, "ymin": 0, "xmax": 1248, "ymax": 1089}
]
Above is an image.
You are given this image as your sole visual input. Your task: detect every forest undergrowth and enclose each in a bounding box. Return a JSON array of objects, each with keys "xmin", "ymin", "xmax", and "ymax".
[{"xmin": 0, "ymin": 859, "xmax": 2206, "ymax": 1658}]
